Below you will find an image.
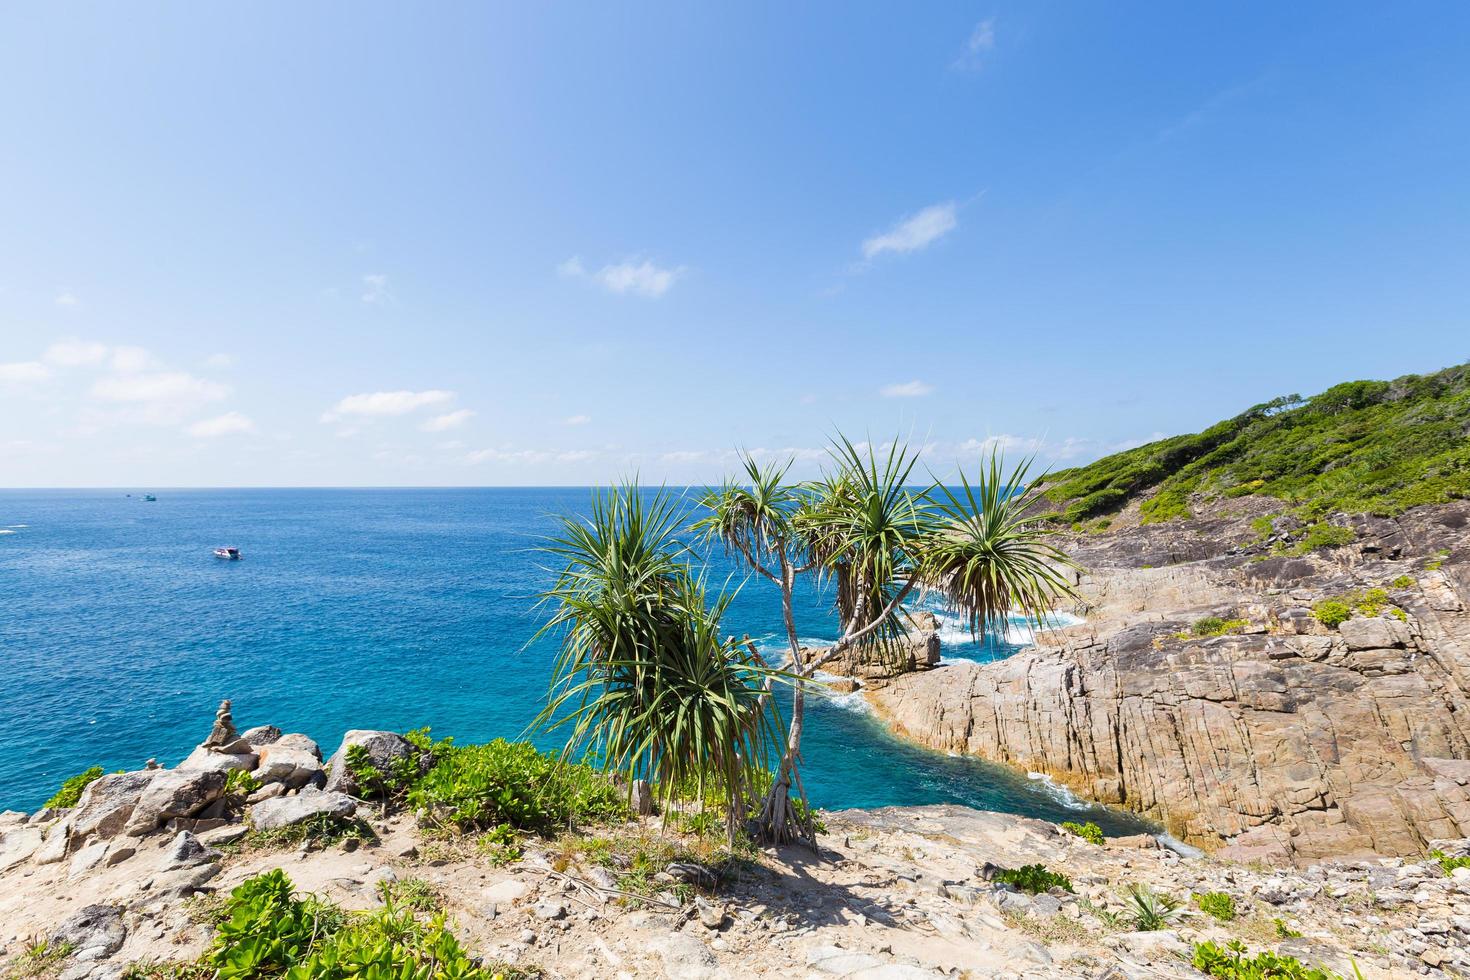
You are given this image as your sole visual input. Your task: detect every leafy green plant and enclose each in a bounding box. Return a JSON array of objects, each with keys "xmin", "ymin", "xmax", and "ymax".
[
  {"xmin": 1312, "ymin": 600, "xmax": 1352, "ymax": 629},
  {"xmin": 197, "ymin": 869, "xmax": 526, "ymax": 980},
  {"xmin": 1290, "ymin": 523, "xmax": 1355, "ymax": 555},
  {"xmin": 43, "ymin": 766, "xmax": 103, "ymax": 809},
  {"xmin": 1274, "ymin": 917, "xmax": 1303, "ymax": 939},
  {"xmin": 1192, "ymin": 940, "xmax": 1340, "ymax": 979},
  {"xmin": 1195, "ymin": 890, "xmax": 1236, "ymax": 921},
  {"xmin": 1390, "ymin": 575, "xmax": 1415, "ymax": 589},
  {"xmin": 1185, "ymin": 617, "xmax": 1249, "ymax": 639},
  {"xmin": 475, "ymin": 822, "xmax": 524, "ymax": 865},
  {"xmin": 408, "ymin": 739, "xmax": 625, "ymax": 835},
  {"xmin": 1060, "ymin": 820, "xmax": 1105, "ymax": 845},
  {"xmin": 993, "ymin": 864, "xmax": 1073, "ymax": 895},
  {"xmin": 1125, "ymin": 884, "xmax": 1181, "ymax": 930},
  {"xmin": 378, "ymin": 877, "xmax": 443, "ymax": 913},
  {"xmin": 1430, "ymin": 849, "xmax": 1470, "ymax": 875}
]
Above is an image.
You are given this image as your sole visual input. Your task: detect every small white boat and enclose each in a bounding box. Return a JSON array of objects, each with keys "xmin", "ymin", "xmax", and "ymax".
[{"xmin": 214, "ymin": 547, "xmax": 241, "ymax": 560}]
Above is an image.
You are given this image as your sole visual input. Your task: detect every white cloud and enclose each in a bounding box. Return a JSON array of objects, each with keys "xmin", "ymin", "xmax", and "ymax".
[
  {"xmin": 109, "ymin": 346, "xmax": 156, "ymax": 373},
  {"xmin": 54, "ymin": 292, "xmax": 80, "ymax": 308},
  {"xmin": 880, "ymin": 379, "xmax": 935, "ymax": 398},
  {"xmin": 361, "ymin": 274, "xmax": 390, "ymax": 305},
  {"xmin": 560, "ymin": 256, "xmax": 683, "ymax": 297},
  {"xmin": 91, "ymin": 371, "xmax": 229, "ymax": 406},
  {"xmin": 420, "ymin": 409, "xmax": 475, "ymax": 432},
  {"xmin": 322, "ymin": 389, "xmax": 453, "ymax": 421},
  {"xmin": 863, "ymin": 202, "xmax": 958, "ymax": 259},
  {"xmin": 563, "ymin": 414, "xmax": 591, "ymax": 426},
  {"xmin": 43, "ymin": 339, "xmax": 108, "ymax": 367},
  {"xmin": 187, "ymin": 411, "xmax": 256, "ymax": 437},
  {"xmin": 0, "ymin": 361, "xmax": 52, "ymax": 383},
  {"xmin": 465, "ymin": 447, "xmax": 596, "ymax": 465},
  {"xmin": 953, "ymin": 18, "xmax": 996, "ymax": 71}
]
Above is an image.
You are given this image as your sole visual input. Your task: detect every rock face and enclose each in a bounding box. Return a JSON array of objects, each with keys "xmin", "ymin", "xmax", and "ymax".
[
  {"xmin": 50, "ymin": 904, "xmax": 125, "ymax": 962},
  {"xmin": 124, "ymin": 769, "xmax": 226, "ymax": 837},
  {"xmin": 869, "ymin": 500, "xmax": 1470, "ymax": 863},
  {"xmin": 323, "ymin": 730, "xmax": 423, "ymax": 795},
  {"xmin": 69, "ymin": 771, "xmax": 156, "ymax": 841},
  {"xmin": 811, "ymin": 610, "xmax": 942, "ymax": 684},
  {"xmin": 247, "ymin": 790, "xmax": 357, "ymax": 831}
]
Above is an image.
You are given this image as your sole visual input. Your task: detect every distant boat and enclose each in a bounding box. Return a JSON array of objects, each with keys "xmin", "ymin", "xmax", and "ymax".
[
  {"xmin": 213, "ymin": 547, "xmax": 241, "ymax": 560},
  {"xmin": 143, "ymin": 494, "xmax": 157, "ymax": 502}
]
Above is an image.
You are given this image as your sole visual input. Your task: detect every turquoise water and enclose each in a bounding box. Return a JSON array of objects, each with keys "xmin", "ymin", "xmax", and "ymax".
[{"xmin": 0, "ymin": 488, "xmax": 1148, "ymax": 833}]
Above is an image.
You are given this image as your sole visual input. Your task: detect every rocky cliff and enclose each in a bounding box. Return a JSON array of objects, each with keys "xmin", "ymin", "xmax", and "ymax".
[{"xmin": 867, "ymin": 497, "xmax": 1470, "ymax": 863}]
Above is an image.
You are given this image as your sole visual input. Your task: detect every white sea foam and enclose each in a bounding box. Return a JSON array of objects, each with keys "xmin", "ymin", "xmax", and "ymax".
[
  {"xmin": 826, "ymin": 690, "xmax": 873, "ymax": 715},
  {"xmin": 1026, "ymin": 771, "xmax": 1092, "ymax": 811},
  {"xmin": 1156, "ymin": 833, "xmax": 1205, "ymax": 859},
  {"xmin": 5, "ymin": 524, "xmax": 27, "ymax": 528},
  {"xmin": 0, "ymin": 530, "xmax": 14, "ymax": 536}
]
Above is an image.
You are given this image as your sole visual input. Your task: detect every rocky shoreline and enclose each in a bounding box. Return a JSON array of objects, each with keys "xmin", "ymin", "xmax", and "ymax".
[
  {"xmin": 2, "ymin": 702, "xmax": 1468, "ymax": 979},
  {"xmin": 843, "ymin": 499, "xmax": 1470, "ymax": 865}
]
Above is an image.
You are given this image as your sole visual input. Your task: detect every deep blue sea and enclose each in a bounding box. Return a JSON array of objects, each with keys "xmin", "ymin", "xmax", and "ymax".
[{"xmin": 0, "ymin": 488, "xmax": 1148, "ymax": 834}]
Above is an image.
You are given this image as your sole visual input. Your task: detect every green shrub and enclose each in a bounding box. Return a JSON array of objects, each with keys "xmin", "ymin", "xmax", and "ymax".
[
  {"xmin": 1189, "ymin": 617, "xmax": 1249, "ymax": 638},
  {"xmin": 246, "ymin": 812, "xmax": 372, "ymax": 850},
  {"xmin": 198, "ymin": 869, "xmax": 524, "ymax": 980},
  {"xmin": 1126, "ymin": 884, "xmax": 1181, "ymax": 930},
  {"xmin": 1273, "ymin": 917, "xmax": 1302, "ymax": 939},
  {"xmin": 1430, "ymin": 849, "xmax": 1470, "ymax": 875},
  {"xmin": 1312, "ymin": 600, "xmax": 1352, "ymax": 629},
  {"xmin": 1195, "ymin": 890, "xmax": 1236, "ymax": 921},
  {"xmin": 1291, "ymin": 523, "xmax": 1355, "ymax": 555},
  {"xmin": 993, "ymin": 864, "xmax": 1073, "ymax": 894},
  {"xmin": 44, "ymin": 766, "xmax": 103, "ymax": 809},
  {"xmin": 1390, "ymin": 575, "xmax": 1415, "ymax": 589},
  {"xmin": 407, "ymin": 739, "xmax": 626, "ymax": 834},
  {"xmin": 1059, "ymin": 820, "xmax": 1105, "ymax": 845},
  {"xmin": 475, "ymin": 822, "xmax": 524, "ymax": 865},
  {"xmin": 1192, "ymin": 940, "xmax": 1341, "ymax": 980}
]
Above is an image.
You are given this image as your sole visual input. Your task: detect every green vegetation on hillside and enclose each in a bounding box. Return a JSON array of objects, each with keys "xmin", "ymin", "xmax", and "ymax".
[{"xmin": 1042, "ymin": 364, "xmax": 1470, "ymax": 523}]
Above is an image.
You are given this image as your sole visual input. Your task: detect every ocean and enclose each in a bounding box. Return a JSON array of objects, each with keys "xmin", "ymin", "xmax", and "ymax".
[{"xmin": 0, "ymin": 488, "xmax": 1149, "ymax": 834}]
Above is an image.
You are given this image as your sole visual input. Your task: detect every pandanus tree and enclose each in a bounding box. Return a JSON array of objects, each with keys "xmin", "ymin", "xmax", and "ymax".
[
  {"xmin": 695, "ymin": 437, "xmax": 1081, "ymax": 844},
  {"xmin": 534, "ymin": 483, "xmax": 784, "ymax": 844}
]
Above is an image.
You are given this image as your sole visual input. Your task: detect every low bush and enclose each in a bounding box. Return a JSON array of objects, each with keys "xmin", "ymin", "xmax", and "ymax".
[
  {"xmin": 1126, "ymin": 884, "xmax": 1181, "ymax": 930},
  {"xmin": 1312, "ymin": 600, "xmax": 1352, "ymax": 630},
  {"xmin": 1192, "ymin": 940, "xmax": 1342, "ymax": 980},
  {"xmin": 197, "ymin": 869, "xmax": 533, "ymax": 980},
  {"xmin": 1189, "ymin": 617, "xmax": 1249, "ymax": 638},
  {"xmin": 44, "ymin": 766, "xmax": 103, "ymax": 809},
  {"xmin": 1390, "ymin": 575, "xmax": 1415, "ymax": 589},
  {"xmin": 245, "ymin": 812, "xmax": 373, "ymax": 850},
  {"xmin": 1059, "ymin": 820, "xmax": 1105, "ymax": 845},
  {"xmin": 1195, "ymin": 890, "xmax": 1236, "ymax": 921},
  {"xmin": 1291, "ymin": 523, "xmax": 1355, "ymax": 555},
  {"xmin": 993, "ymin": 864, "xmax": 1073, "ymax": 894},
  {"xmin": 407, "ymin": 739, "xmax": 626, "ymax": 834},
  {"xmin": 1430, "ymin": 849, "xmax": 1470, "ymax": 876}
]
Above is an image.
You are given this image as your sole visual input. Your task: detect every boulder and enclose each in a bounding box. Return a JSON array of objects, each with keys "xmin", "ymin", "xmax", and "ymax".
[
  {"xmin": 1339, "ymin": 617, "xmax": 1411, "ymax": 651},
  {"xmin": 323, "ymin": 731, "xmax": 423, "ymax": 795},
  {"xmin": 70, "ymin": 771, "xmax": 155, "ymax": 841},
  {"xmin": 67, "ymin": 840, "xmax": 110, "ymax": 879},
  {"xmin": 34, "ymin": 817, "xmax": 73, "ymax": 864},
  {"xmin": 123, "ymin": 769, "xmax": 225, "ymax": 837},
  {"xmin": 248, "ymin": 790, "xmax": 357, "ymax": 831},
  {"xmin": 240, "ymin": 725, "xmax": 283, "ymax": 747},
  {"xmin": 50, "ymin": 905, "xmax": 125, "ymax": 962},
  {"xmin": 255, "ymin": 745, "xmax": 324, "ymax": 789},
  {"xmin": 274, "ymin": 733, "xmax": 322, "ymax": 759},
  {"xmin": 158, "ymin": 831, "xmax": 214, "ymax": 871},
  {"xmin": 0, "ymin": 826, "xmax": 43, "ymax": 872},
  {"xmin": 178, "ymin": 746, "xmax": 257, "ymax": 774}
]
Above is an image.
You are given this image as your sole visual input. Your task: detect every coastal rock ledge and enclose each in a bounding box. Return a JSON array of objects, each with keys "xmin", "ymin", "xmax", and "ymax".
[{"xmin": 868, "ymin": 499, "xmax": 1470, "ymax": 864}]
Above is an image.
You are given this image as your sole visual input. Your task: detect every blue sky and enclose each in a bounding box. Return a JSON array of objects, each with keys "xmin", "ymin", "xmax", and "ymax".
[{"xmin": 2, "ymin": 3, "xmax": 1467, "ymax": 487}]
